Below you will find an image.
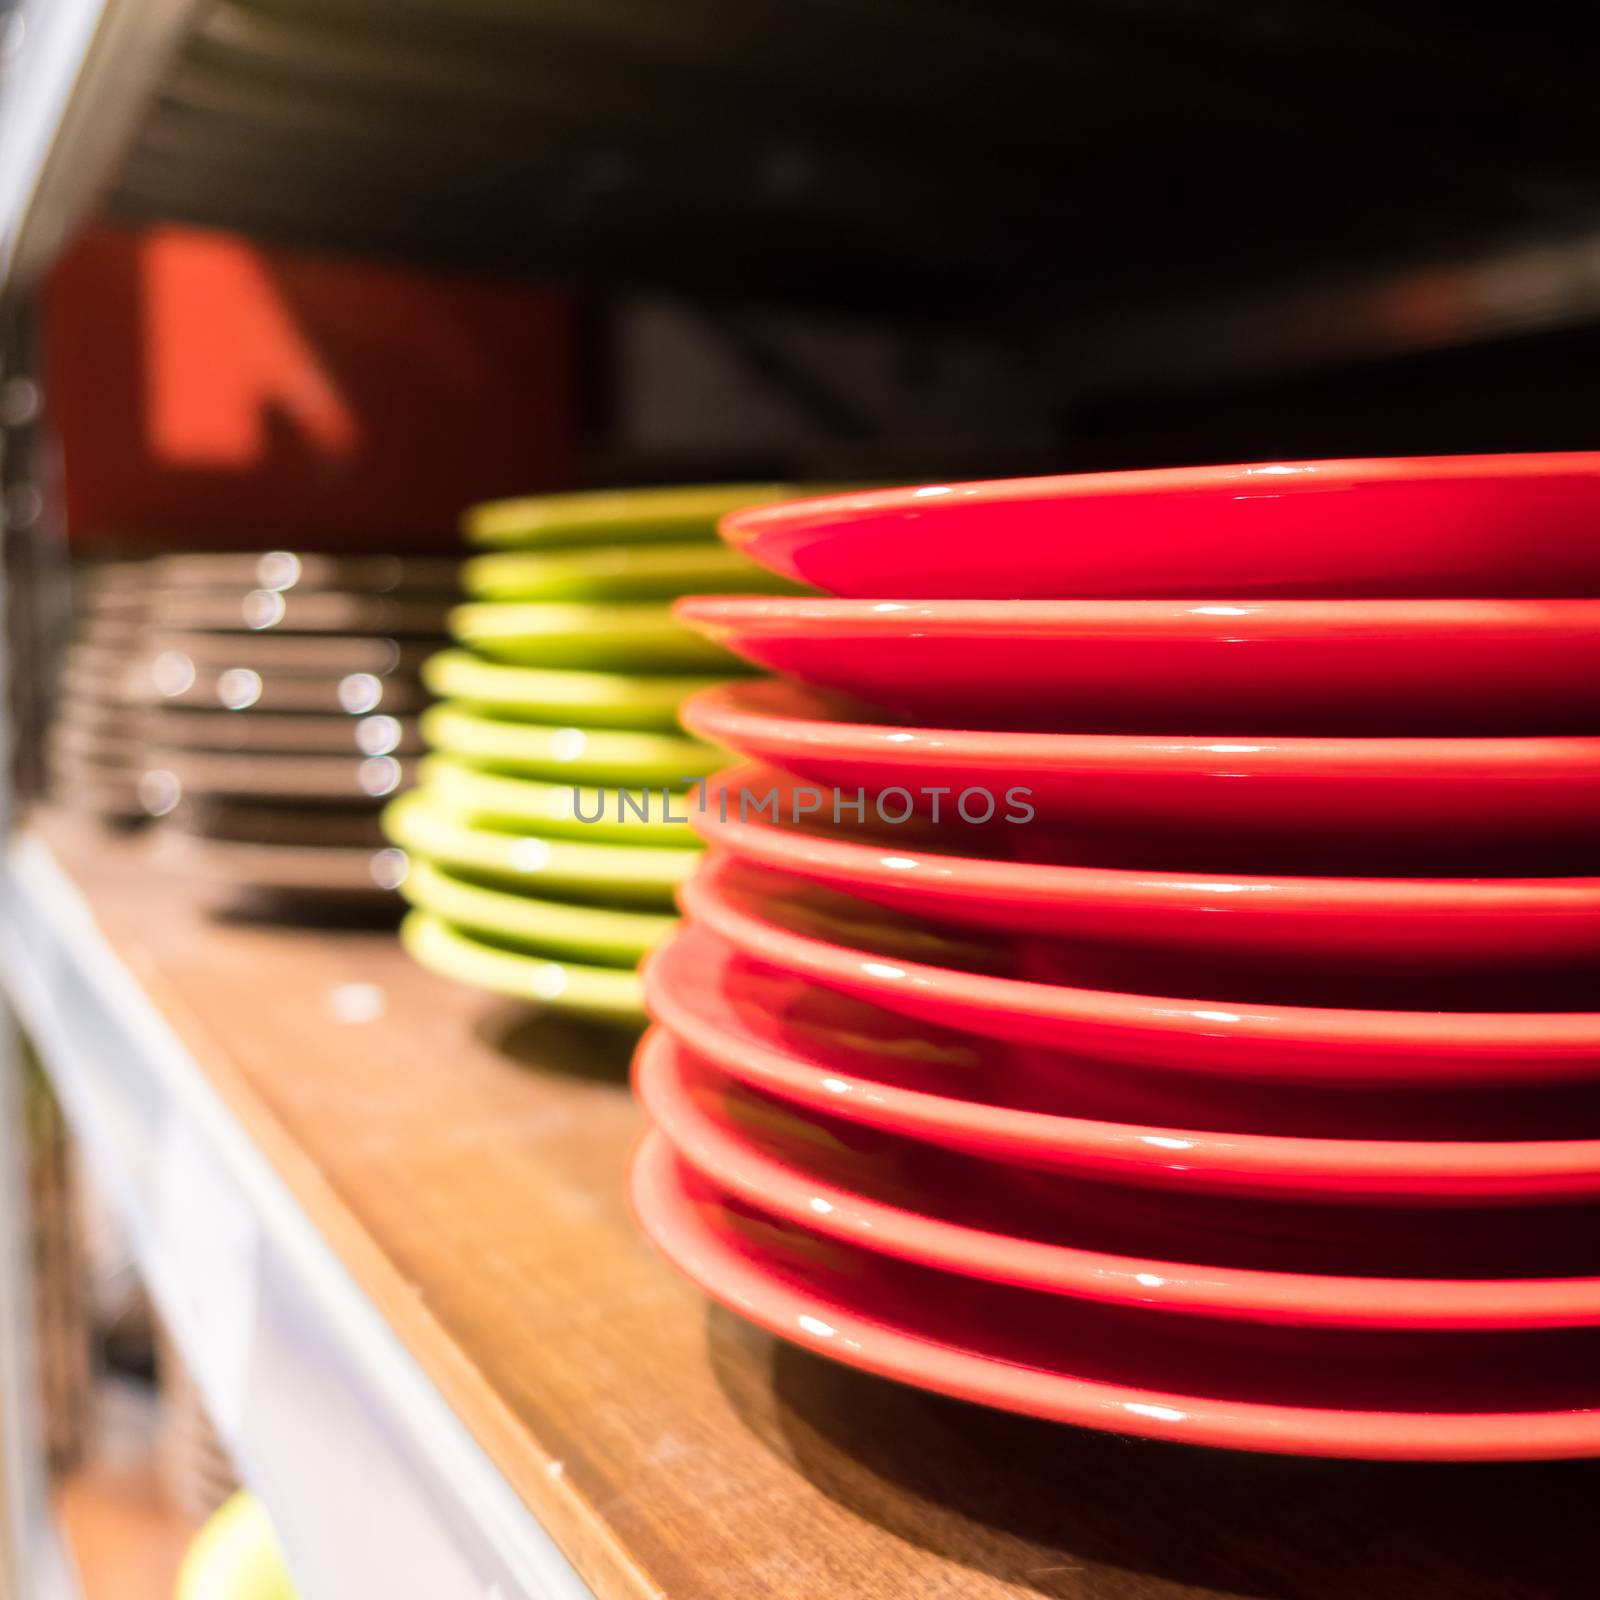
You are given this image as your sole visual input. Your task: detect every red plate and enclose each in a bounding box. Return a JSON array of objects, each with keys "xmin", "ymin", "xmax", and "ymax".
[
  {"xmin": 720, "ymin": 455, "xmax": 1600, "ymax": 599},
  {"xmin": 673, "ymin": 595, "xmax": 1600, "ymax": 732},
  {"xmin": 636, "ymin": 1030, "xmax": 1600, "ymax": 1329},
  {"xmin": 692, "ymin": 765, "xmax": 1600, "ymax": 968},
  {"xmin": 678, "ymin": 857, "xmax": 1600, "ymax": 1086},
  {"xmin": 643, "ymin": 926, "xmax": 1600, "ymax": 1199},
  {"xmin": 631, "ymin": 1134, "xmax": 1600, "ymax": 1459},
  {"xmin": 681, "ymin": 680, "xmax": 1600, "ymax": 839}
]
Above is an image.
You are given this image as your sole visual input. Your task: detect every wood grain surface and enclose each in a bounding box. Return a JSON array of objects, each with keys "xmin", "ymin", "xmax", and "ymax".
[{"xmin": 33, "ymin": 813, "xmax": 1600, "ymax": 1600}]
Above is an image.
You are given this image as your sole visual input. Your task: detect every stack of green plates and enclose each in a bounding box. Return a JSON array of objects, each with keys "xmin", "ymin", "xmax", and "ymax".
[{"xmin": 387, "ymin": 485, "xmax": 808, "ymax": 1024}]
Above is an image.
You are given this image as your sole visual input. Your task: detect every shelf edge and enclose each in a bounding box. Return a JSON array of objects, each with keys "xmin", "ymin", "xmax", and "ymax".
[{"xmin": 0, "ymin": 832, "xmax": 596, "ymax": 1600}]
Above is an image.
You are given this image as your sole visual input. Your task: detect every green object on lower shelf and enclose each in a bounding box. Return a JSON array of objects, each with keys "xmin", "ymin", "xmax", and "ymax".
[
  {"xmin": 401, "ymin": 910, "xmax": 646, "ymax": 1021},
  {"xmin": 176, "ymin": 1492, "xmax": 297, "ymax": 1600}
]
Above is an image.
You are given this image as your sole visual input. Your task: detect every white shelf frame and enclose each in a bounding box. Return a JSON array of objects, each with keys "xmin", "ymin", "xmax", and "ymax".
[
  {"xmin": 0, "ymin": 833, "xmax": 595, "ymax": 1600},
  {"xmin": 0, "ymin": 0, "xmax": 201, "ymax": 293},
  {"xmin": 0, "ymin": 1024, "xmax": 79, "ymax": 1600}
]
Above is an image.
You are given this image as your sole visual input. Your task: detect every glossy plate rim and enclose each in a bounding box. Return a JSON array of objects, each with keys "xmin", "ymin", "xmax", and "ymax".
[
  {"xmin": 463, "ymin": 483, "xmax": 809, "ymax": 548},
  {"xmin": 383, "ymin": 788, "xmax": 697, "ymax": 901},
  {"xmin": 421, "ymin": 703, "xmax": 721, "ymax": 783},
  {"xmin": 630, "ymin": 1132, "xmax": 1600, "ymax": 1460},
  {"xmin": 401, "ymin": 909, "xmax": 645, "ymax": 1021},
  {"xmin": 682, "ymin": 680, "xmax": 1600, "ymax": 786},
  {"xmin": 675, "ymin": 593, "xmax": 1600, "ymax": 639},
  {"xmin": 398, "ymin": 857, "xmax": 674, "ymax": 965},
  {"xmin": 414, "ymin": 755, "xmax": 693, "ymax": 844},
  {"xmin": 681, "ymin": 856, "xmax": 1600, "ymax": 1084},
  {"xmin": 422, "ymin": 648, "xmax": 723, "ymax": 728},
  {"xmin": 691, "ymin": 765, "xmax": 1600, "ymax": 962},
  {"xmin": 718, "ymin": 453, "xmax": 1600, "ymax": 598},
  {"xmin": 644, "ymin": 924, "xmax": 1600, "ymax": 1199},
  {"xmin": 636, "ymin": 1029, "xmax": 1600, "ymax": 1330},
  {"xmin": 463, "ymin": 541, "xmax": 796, "ymax": 601},
  {"xmin": 451, "ymin": 600, "xmax": 734, "ymax": 669}
]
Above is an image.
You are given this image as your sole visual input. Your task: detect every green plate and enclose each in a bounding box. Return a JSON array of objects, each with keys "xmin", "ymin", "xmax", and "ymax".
[
  {"xmin": 422, "ymin": 649, "xmax": 722, "ymax": 731},
  {"xmin": 422, "ymin": 704, "xmax": 720, "ymax": 783},
  {"xmin": 450, "ymin": 600, "xmax": 733, "ymax": 671},
  {"xmin": 461, "ymin": 541, "xmax": 804, "ymax": 602},
  {"xmin": 176, "ymin": 1493, "xmax": 295, "ymax": 1600},
  {"xmin": 462, "ymin": 484, "xmax": 806, "ymax": 550},
  {"xmin": 399, "ymin": 858, "xmax": 673, "ymax": 965},
  {"xmin": 416, "ymin": 755, "xmax": 696, "ymax": 843},
  {"xmin": 402, "ymin": 911, "xmax": 645, "ymax": 1022},
  {"xmin": 383, "ymin": 790, "xmax": 696, "ymax": 907}
]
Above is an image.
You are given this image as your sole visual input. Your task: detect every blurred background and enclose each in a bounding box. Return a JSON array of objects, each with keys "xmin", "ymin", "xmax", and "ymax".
[
  {"xmin": 8, "ymin": 3, "xmax": 1600, "ymax": 795},
  {"xmin": 5, "ymin": 4, "xmax": 1600, "ymax": 1597}
]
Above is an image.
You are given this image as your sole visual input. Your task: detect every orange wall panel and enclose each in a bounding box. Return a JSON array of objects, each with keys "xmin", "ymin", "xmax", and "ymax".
[{"xmin": 43, "ymin": 225, "xmax": 577, "ymax": 551}]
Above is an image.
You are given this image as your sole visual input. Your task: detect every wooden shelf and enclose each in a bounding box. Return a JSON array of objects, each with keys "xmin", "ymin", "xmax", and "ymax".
[{"xmin": 7, "ymin": 810, "xmax": 1600, "ymax": 1600}]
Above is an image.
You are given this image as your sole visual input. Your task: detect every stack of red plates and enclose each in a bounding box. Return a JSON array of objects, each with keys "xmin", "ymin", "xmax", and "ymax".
[{"xmin": 631, "ymin": 455, "xmax": 1600, "ymax": 1460}]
